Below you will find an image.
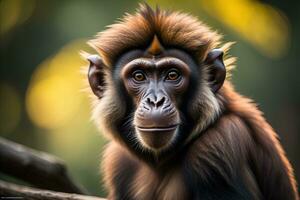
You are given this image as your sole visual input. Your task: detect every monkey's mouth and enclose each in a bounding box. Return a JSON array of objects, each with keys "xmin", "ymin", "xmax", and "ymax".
[
  {"xmin": 137, "ymin": 124, "xmax": 178, "ymax": 132},
  {"xmin": 136, "ymin": 124, "xmax": 179, "ymax": 150}
]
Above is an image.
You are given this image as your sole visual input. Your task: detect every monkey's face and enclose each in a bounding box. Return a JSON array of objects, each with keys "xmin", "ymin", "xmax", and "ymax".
[
  {"xmin": 120, "ymin": 50, "xmax": 192, "ymax": 150},
  {"xmin": 87, "ymin": 36, "xmax": 226, "ymax": 154}
]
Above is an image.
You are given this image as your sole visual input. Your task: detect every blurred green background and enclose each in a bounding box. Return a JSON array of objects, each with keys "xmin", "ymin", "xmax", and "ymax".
[{"xmin": 0, "ymin": 0, "xmax": 299, "ymax": 196}]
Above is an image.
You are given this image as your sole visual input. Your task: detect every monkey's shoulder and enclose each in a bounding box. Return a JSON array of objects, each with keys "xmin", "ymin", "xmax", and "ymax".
[
  {"xmin": 187, "ymin": 114, "xmax": 253, "ymax": 156},
  {"xmin": 180, "ymin": 114, "xmax": 260, "ymax": 199}
]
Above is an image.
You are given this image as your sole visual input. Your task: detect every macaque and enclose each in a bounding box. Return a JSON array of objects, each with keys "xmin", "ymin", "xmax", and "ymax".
[{"xmin": 85, "ymin": 4, "xmax": 298, "ymax": 200}]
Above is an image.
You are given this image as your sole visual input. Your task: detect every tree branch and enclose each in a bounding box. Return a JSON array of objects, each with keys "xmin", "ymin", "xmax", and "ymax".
[
  {"xmin": 0, "ymin": 180, "xmax": 106, "ymax": 200},
  {"xmin": 0, "ymin": 137, "xmax": 87, "ymax": 194}
]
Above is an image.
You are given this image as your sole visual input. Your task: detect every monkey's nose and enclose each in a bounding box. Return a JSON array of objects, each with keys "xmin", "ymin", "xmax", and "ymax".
[{"xmin": 146, "ymin": 96, "xmax": 165, "ymax": 108}]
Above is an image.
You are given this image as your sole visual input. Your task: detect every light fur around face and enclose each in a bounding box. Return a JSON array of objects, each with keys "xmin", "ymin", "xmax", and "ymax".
[
  {"xmin": 186, "ymin": 62, "xmax": 222, "ymax": 143},
  {"xmin": 91, "ymin": 76, "xmax": 126, "ymax": 141}
]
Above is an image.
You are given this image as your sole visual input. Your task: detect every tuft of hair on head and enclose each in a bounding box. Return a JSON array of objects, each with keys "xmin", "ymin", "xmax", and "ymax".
[
  {"xmin": 147, "ymin": 35, "xmax": 164, "ymax": 55},
  {"xmin": 88, "ymin": 3, "xmax": 222, "ymax": 67},
  {"xmin": 87, "ymin": 3, "xmax": 236, "ymax": 79}
]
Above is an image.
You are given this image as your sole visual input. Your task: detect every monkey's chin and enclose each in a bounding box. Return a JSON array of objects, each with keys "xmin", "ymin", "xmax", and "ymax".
[{"xmin": 136, "ymin": 125, "xmax": 178, "ymax": 151}]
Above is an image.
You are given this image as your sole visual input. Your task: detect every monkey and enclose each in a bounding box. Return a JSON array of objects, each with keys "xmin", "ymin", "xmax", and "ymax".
[{"xmin": 85, "ymin": 4, "xmax": 298, "ymax": 200}]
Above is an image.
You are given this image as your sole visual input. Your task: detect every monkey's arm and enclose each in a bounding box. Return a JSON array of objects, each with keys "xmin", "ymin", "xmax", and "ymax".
[
  {"xmin": 227, "ymin": 111, "xmax": 298, "ymax": 199},
  {"xmin": 184, "ymin": 114, "xmax": 261, "ymax": 199},
  {"xmin": 185, "ymin": 113, "xmax": 298, "ymax": 199},
  {"xmin": 221, "ymin": 84, "xmax": 298, "ymax": 199},
  {"xmin": 247, "ymin": 125, "xmax": 299, "ymax": 200},
  {"xmin": 101, "ymin": 142, "xmax": 140, "ymax": 200}
]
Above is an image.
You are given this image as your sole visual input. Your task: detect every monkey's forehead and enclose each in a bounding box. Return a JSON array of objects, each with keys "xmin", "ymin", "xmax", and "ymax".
[
  {"xmin": 112, "ymin": 48, "xmax": 199, "ymax": 74},
  {"xmin": 88, "ymin": 3, "xmax": 221, "ymax": 67}
]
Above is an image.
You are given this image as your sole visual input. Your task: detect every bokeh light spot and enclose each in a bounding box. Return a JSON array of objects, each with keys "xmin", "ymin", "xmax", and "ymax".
[
  {"xmin": 199, "ymin": 0, "xmax": 290, "ymax": 58},
  {"xmin": 26, "ymin": 39, "xmax": 92, "ymax": 130}
]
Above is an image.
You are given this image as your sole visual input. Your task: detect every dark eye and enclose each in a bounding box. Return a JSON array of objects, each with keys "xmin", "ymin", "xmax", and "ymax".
[
  {"xmin": 166, "ymin": 70, "xmax": 180, "ymax": 80},
  {"xmin": 133, "ymin": 71, "xmax": 146, "ymax": 81}
]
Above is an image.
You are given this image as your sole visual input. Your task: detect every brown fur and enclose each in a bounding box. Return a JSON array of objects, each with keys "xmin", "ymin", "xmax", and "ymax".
[
  {"xmin": 87, "ymin": 4, "xmax": 298, "ymax": 200},
  {"xmin": 102, "ymin": 82, "xmax": 298, "ymax": 199},
  {"xmin": 89, "ymin": 4, "xmax": 221, "ymax": 67}
]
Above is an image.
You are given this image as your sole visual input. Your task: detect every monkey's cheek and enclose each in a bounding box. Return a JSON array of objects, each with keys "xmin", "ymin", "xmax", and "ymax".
[{"xmin": 135, "ymin": 127, "xmax": 177, "ymax": 150}]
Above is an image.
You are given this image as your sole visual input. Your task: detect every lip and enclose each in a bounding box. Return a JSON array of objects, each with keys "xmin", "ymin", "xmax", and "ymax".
[{"xmin": 137, "ymin": 124, "xmax": 179, "ymax": 132}]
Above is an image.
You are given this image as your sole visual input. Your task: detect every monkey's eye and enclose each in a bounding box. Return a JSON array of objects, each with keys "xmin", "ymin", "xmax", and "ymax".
[
  {"xmin": 166, "ymin": 70, "xmax": 180, "ymax": 81},
  {"xmin": 133, "ymin": 71, "xmax": 146, "ymax": 81}
]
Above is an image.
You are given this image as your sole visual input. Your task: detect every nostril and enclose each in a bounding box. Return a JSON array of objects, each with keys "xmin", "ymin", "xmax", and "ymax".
[
  {"xmin": 156, "ymin": 97, "xmax": 165, "ymax": 108},
  {"xmin": 147, "ymin": 97, "xmax": 155, "ymax": 107}
]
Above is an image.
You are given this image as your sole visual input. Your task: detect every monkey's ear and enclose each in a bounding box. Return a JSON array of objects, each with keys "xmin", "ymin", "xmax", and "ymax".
[
  {"xmin": 204, "ymin": 49, "xmax": 226, "ymax": 93},
  {"xmin": 87, "ymin": 55, "xmax": 106, "ymax": 98}
]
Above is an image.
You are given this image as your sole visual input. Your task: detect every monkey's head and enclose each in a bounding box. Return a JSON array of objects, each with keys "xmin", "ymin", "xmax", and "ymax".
[{"xmin": 86, "ymin": 4, "xmax": 233, "ymax": 158}]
